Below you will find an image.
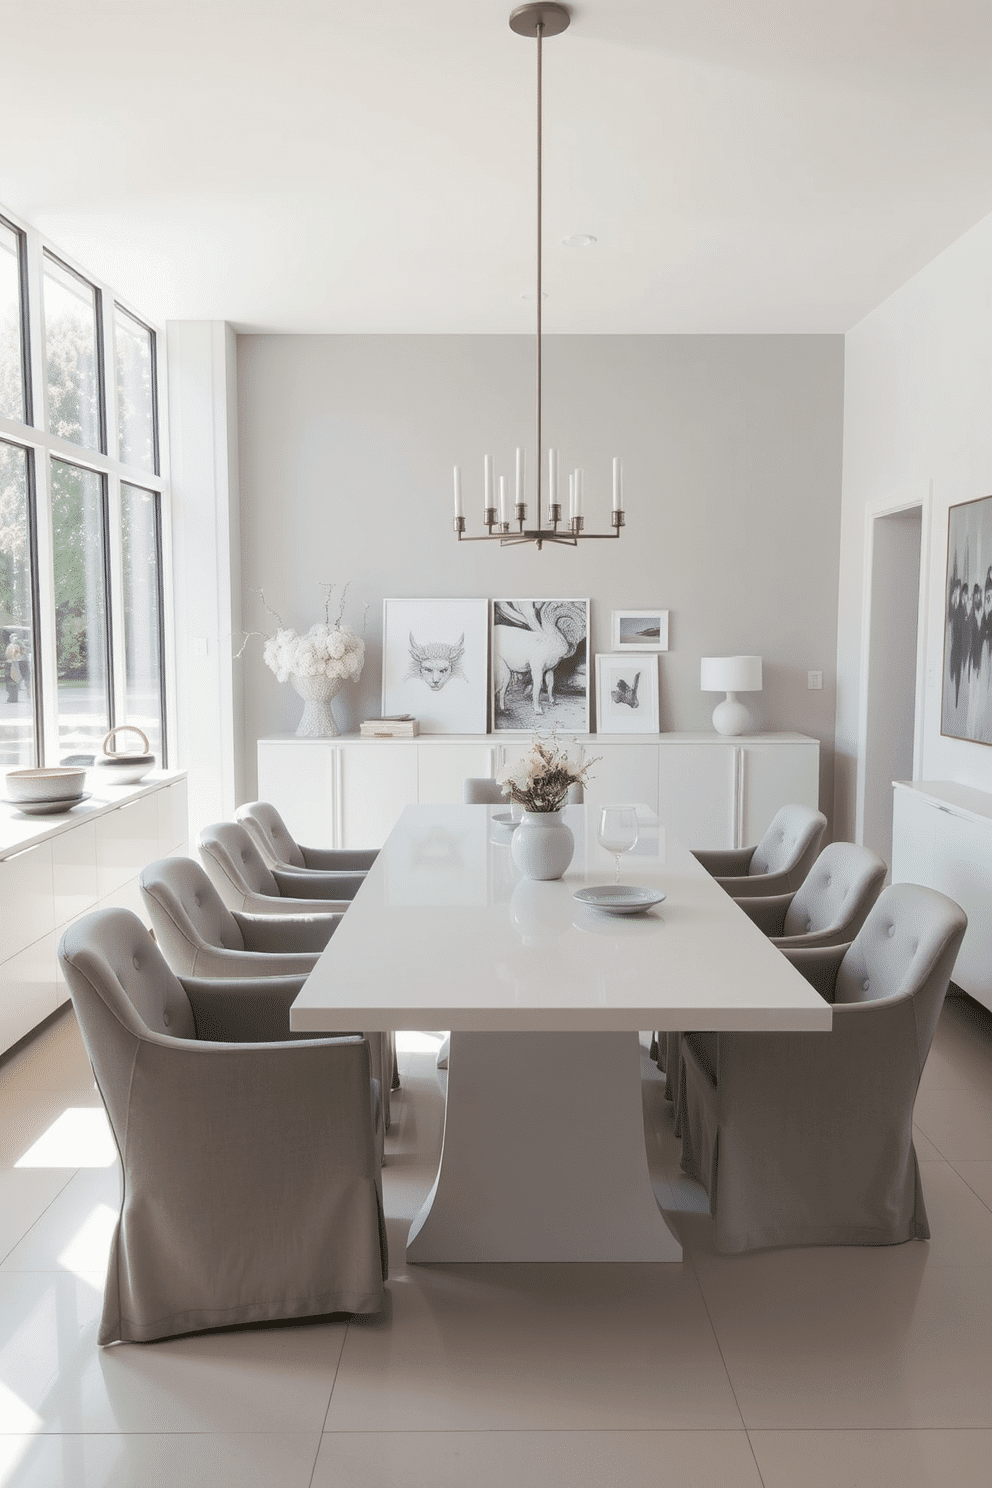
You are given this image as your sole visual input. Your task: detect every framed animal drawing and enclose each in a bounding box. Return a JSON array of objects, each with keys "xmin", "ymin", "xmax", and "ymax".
[
  {"xmin": 942, "ymin": 494, "xmax": 992, "ymax": 745},
  {"xmin": 381, "ymin": 598, "xmax": 489, "ymax": 734},
  {"xmin": 595, "ymin": 654, "xmax": 660, "ymax": 734},
  {"xmin": 491, "ymin": 599, "xmax": 590, "ymax": 733}
]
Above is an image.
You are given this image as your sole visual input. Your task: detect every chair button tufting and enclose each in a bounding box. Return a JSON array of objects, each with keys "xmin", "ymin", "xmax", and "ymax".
[
  {"xmin": 806, "ymin": 919, "xmax": 813, "ymax": 931},
  {"xmin": 887, "ymin": 924, "xmax": 896, "ymax": 938},
  {"xmin": 194, "ymin": 892, "xmax": 203, "ymax": 906},
  {"xmin": 132, "ymin": 955, "xmax": 141, "ymax": 969},
  {"xmin": 825, "ymin": 876, "xmax": 831, "ymax": 887},
  {"xmin": 163, "ymin": 1011, "xmax": 170, "ymax": 1026},
  {"xmin": 862, "ymin": 978, "xmax": 871, "ymax": 991}
]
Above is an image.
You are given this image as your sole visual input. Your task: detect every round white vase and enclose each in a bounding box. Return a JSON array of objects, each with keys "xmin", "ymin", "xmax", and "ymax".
[
  {"xmin": 291, "ymin": 673, "xmax": 344, "ymax": 737},
  {"xmin": 510, "ymin": 809, "xmax": 575, "ymax": 882}
]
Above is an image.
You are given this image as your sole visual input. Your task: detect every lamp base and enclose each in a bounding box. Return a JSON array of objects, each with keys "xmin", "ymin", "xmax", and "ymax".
[{"xmin": 711, "ymin": 693, "xmax": 754, "ymax": 736}]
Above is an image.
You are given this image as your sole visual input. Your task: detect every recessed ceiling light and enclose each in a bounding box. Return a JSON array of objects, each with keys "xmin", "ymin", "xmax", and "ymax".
[{"xmin": 562, "ymin": 234, "xmax": 597, "ymax": 248}]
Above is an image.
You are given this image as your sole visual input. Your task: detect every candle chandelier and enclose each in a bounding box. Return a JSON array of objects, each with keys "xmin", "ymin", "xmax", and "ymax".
[{"xmin": 452, "ymin": 1, "xmax": 626, "ymax": 550}]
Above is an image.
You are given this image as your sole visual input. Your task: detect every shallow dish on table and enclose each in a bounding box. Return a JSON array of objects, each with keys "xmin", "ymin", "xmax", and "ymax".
[
  {"xmin": 3, "ymin": 792, "xmax": 91, "ymax": 816},
  {"xmin": 572, "ymin": 885, "xmax": 666, "ymax": 916}
]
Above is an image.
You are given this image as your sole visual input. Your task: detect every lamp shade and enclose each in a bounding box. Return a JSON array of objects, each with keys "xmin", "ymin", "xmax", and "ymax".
[{"xmin": 700, "ymin": 656, "xmax": 763, "ymax": 694}]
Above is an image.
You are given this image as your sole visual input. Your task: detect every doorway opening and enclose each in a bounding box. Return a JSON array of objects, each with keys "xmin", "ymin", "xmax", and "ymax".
[{"xmin": 860, "ymin": 505, "xmax": 923, "ymax": 869}]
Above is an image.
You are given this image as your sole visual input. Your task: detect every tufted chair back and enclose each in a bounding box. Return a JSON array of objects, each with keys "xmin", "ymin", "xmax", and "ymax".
[
  {"xmin": 834, "ymin": 883, "xmax": 968, "ymax": 1060},
  {"xmin": 235, "ymin": 801, "xmax": 307, "ymax": 868},
  {"xmin": 59, "ymin": 909, "xmax": 197, "ymax": 1134},
  {"xmin": 140, "ymin": 857, "xmax": 246, "ymax": 977},
  {"xmin": 749, "ymin": 804, "xmax": 827, "ymax": 884},
  {"xmin": 781, "ymin": 842, "xmax": 887, "ymax": 940},
  {"xmin": 198, "ymin": 820, "xmax": 280, "ymax": 908}
]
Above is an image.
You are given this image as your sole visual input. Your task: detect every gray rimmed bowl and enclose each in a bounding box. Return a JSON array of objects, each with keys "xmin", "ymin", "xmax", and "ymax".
[{"xmin": 6, "ymin": 767, "xmax": 87, "ymax": 803}]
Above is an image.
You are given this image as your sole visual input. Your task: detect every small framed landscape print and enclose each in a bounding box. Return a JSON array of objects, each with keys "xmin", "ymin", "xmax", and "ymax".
[
  {"xmin": 381, "ymin": 598, "xmax": 489, "ymax": 734},
  {"xmin": 491, "ymin": 599, "xmax": 590, "ymax": 732},
  {"xmin": 595, "ymin": 654, "xmax": 660, "ymax": 734},
  {"xmin": 942, "ymin": 495, "xmax": 992, "ymax": 745},
  {"xmin": 611, "ymin": 609, "xmax": 669, "ymax": 652}
]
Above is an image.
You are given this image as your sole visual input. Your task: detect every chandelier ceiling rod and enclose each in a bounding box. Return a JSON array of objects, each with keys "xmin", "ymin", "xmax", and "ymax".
[{"xmin": 452, "ymin": 2, "xmax": 626, "ymax": 549}]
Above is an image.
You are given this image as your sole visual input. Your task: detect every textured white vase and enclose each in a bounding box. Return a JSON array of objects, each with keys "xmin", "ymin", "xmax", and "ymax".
[
  {"xmin": 510, "ymin": 809, "xmax": 575, "ymax": 882},
  {"xmin": 291, "ymin": 673, "xmax": 344, "ymax": 737}
]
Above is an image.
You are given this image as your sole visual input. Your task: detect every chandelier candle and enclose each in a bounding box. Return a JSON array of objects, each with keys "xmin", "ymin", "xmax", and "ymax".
[{"xmin": 451, "ymin": 2, "xmax": 627, "ymax": 550}]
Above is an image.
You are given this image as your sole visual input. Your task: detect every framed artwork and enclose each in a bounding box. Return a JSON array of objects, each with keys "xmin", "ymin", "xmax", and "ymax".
[
  {"xmin": 942, "ymin": 495, "xmax": 992, "ymax": 745},
  {"xmin": 381, "ymin": 598, "xmax": 488, "ymax": 734},
  {"xmin": 595, "ymin": 654, "xmax": 660, "ymax": 734},
  {"xmin": 491, "ymin": 599, "xmax": 590, "ymax": 733},
  {"xmin": 611, "ymin": 609, "xmax": 669, "ymax": 651}
]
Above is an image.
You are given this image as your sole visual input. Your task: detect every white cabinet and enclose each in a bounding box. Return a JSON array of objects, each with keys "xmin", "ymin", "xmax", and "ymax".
[
  {"xmin": 892, "ymin": 781, "xmax": 992, "ymax": 1012},
  {"xmin": 0, "ymin": 774, "xmax": 188, "ymax": 1055},
  {"xmin": 257, "ymin": 734, "xmax": 819, "ymax": 853}
]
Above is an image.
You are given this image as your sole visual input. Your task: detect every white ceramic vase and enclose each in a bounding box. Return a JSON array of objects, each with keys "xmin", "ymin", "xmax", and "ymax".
[
  {"xmin": 510, "ymin": 809, "xmax": 575, "ymax": 882},
  {"xmin": 291, "ymin": 673, "xmax": 344, "ymax": 737}
]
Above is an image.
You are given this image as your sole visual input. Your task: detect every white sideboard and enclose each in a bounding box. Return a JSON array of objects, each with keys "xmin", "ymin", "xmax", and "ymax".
[
  {"xmin": 0, "ymin": 772, "xmax": 188, "ymax": 1056},
  {"xmin": 891, "ymin": 780, "xmax": 992, "ymax": 1013},
  {"xmin": 257, "ymin": 733, "xmax": 820, "ymax": 853}
]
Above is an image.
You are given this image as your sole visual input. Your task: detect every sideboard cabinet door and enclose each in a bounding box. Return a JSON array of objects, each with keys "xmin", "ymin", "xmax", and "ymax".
[
  {"xmin": 339, "ymin": 744, "xmax": 418, "ymax": 848},
  {"xmin": 741, "ymin": 741, "xmax": 821, "ymax": 847},
  {"xmin": 583, "ymin": 744, "xmax": 660, "ymax": 815},
  {"xmin": 657, "ymin": 745, "xmax": 735, "ymax": 850},
  {"xmin": 258, "ymin": 741, "xmax": 337, "ymax": 846}
]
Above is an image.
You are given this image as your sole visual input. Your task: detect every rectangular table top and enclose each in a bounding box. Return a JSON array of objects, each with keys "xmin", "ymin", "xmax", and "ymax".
[{"xmin": 290, "ymin": 803, "xmax": 832, "ymax": 1034}]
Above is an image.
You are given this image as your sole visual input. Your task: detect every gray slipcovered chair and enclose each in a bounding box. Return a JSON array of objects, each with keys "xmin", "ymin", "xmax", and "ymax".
[
  {"xmin": 692, "ymin": 804, "xmax": 827, "ymax": 898},
  {"xmin": 734, "ymin": 841, "xmax": 888, "ymax": 950},
  {"xmin": 678, "ymin": 883, "xmax": 967, "ymax": 1254},
  {"xmin": 57, "ymin": 908, "xmax": 387, "ymax": 1345},
  {"xmin": 659, "ymin": 840, "xmax": 888, "ymax": 1116},
  {"xmin": 139, "ymin": 856, "xmax": 396, "ymax": 1125},
  {"xmin": 236, "ymin": 800, "xmax": 378, "ymax": 875},
  {"xmin": 198, "ymin": 820, "xmax": 358, "ymax": 915}
]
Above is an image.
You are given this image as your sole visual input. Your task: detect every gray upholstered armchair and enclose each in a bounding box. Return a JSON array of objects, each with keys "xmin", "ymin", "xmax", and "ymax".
[
  {"xmin": 734, "ymin": 841, "xmax": 887, "ymax": 949},
  {"xmin": 463, "ymin": 777, "xmax": 505, "ymax": 804},
  {"xmin": 692, "ymin": 804, "xmax": 827, "ymax": 898},
  {"xmin": 199, "ymin": 820, "xmax": 359, "ymax": 914},
  {"xmin": 678, "ymin": 883, "xmax": 967, "ymax": 1254},
  {"xmin": 57, "ymin": 908, "xmax": 387, "ymax": 1345},
  {"xmin": 236, "ymin": 800, "xmax": 378, "ymax": 874}
]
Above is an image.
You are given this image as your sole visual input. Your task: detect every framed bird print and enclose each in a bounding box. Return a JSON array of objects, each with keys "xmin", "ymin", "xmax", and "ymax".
[{"xmin": 595, "ymin": 653, "xmax": 660, "ymax": 734}]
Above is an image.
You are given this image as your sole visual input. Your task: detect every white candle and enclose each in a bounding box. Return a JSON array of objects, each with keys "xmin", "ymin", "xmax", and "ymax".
[
  {"xmin": 612, "ymin": 457, "xmax": 622, "ymax": 512},
  {"xmin": 574, "ymin": 467, "xmax": 583, "ymax": 518},
  {"xmin": 515, "ymin": 447, "xmax": 524, "ymax": 509},
  {"xmin": 499, "ymin": 475, "xmax": 510, "ymax": 524},
  {"xmin": 484, "ymin": 454, "xmax": 494, "ymax": 512},
  {"xmin": 548, "ymin": 448, "xmax": 558, "ymax": 509},
  {"xmin": 568, "ymin": 472, "xmax": 576, "ymax": 520},
  {"xmin": 453, "ymin": 466, "xmax": 463, "ymax": 519}
]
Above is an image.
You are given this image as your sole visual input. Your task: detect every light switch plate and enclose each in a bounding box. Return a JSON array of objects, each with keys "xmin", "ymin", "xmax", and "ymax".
[{"xmin": 807, "ymin": 670, "xmax": 823, "ymax": 690}]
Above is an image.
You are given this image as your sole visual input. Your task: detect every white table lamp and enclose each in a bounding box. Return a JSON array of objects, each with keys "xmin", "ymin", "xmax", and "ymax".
[{"xmin": 700, "ymin": 655, "xmax": 763, "ymax": 736}]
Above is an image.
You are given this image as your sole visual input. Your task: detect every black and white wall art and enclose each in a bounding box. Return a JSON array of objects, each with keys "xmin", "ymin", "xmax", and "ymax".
[
  {"xmin": 942, "ymin": 495, "xmax": 992, "ymax": 745},
  {"xmin": 382, "ymin": 598, "xmax": 489, "ymax": 733},
  {"xmin": 611, "ymin": 609, "xmax": 669, "ymax": 652},
  {"xmin": 596, "ymin": 654, "xmax": 660, "ymax": 733},
  {"xmin": 491, "ymin": 599, "xmax": 590, "ymax": 732}
]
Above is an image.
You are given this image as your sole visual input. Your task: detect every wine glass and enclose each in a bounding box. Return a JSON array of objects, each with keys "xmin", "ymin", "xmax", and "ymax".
[{"xmin": 598, "ymin": 806, "xmax": 639, "ymax": 884}]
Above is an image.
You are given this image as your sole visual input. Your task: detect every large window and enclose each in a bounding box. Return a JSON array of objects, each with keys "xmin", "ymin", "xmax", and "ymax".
[{"xmin": 0, "ymin": 202, "xmax": 169, "ymax": 770}]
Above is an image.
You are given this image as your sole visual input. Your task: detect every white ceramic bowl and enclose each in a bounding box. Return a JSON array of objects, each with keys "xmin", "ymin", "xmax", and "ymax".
[
  {"xmin": 6, "ymin": 767, "xmax": 87, "ymax": 802},
  {"xmin": 94, "ymin": 755, "xmax": 154, "ymax": 785}
]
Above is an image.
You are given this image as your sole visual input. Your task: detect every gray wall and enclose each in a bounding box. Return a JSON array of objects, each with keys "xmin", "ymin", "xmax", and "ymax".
[{"xmin": 236, "ymin": 334, "xmax": 844, "ymax": 824}]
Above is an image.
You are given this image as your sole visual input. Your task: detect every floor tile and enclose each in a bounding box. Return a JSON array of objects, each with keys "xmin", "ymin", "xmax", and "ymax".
[
  {"xmin": 0, "ymin": 1093, "xmax": 105, "ymax": 1170},
  {"xmin": 0, "ymin": 1171, "xmax": 75, "ymax": 1265},
  {"xmin": 913, "ymin": 1082, "xmax": 992, "ymax": 1161},
  {"xmin": 325, "ymin": 1262, "xmax": 742, "ymax": 1432},
  {"xmin": 749, "ymin": 1428, "xmax": 992, "ymax": 1488},
  {"xmin": 0, "ymin": 1167, "xmax": 121, "ymax": 1275},
  {"xmin": 693, "ymin": 1250, "xmax": 992, "ymax": 1428},
  {"xmin": 312, "ymin": 1430, "xmax": 764, "ymax": 1488},
  {"xmin": 0, "ymin": 1432, "xmax": 321, "ymax": 1487},
  {"xmin": 952, "ymin": 1163, "xmax": 992, "ymax": 1213},
  {"xmin": 912, "ymin": 1126, "xmax": 944, "ymax": 1161},
  {"xmin": 0, "ymin": 1271, "xmax": 348, "ymax": 1435}
]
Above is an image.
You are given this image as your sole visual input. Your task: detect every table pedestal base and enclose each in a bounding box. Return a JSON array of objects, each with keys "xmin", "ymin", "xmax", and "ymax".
[{"xmin": 406, "ymin": 1031, "xmax": 682, "ymax": 1263}]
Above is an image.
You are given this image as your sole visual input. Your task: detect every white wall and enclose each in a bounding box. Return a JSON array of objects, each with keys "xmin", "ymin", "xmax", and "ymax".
[
  {"xmin": 236, "ymin": 334, "xmax": 843, "ymax": 820},
  {"xmin": 838, "ymin": 210, "xmax": 992, "ymax": 840}
]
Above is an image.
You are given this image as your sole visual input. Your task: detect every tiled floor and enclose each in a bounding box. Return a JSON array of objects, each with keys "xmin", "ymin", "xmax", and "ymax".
[{"xmin": 1, "ymin": 997, "xmax": 991, "ymax": 1487}]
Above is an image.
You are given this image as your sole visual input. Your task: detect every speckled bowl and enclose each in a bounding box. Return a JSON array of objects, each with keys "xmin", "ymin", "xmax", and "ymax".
[
  {"xmin": 6, "ymin": 767, "xmax": 87, "ymax": 802},
  {"xmin": 94, "ymin": 754, "xmax": 155, "ymax": 785}
]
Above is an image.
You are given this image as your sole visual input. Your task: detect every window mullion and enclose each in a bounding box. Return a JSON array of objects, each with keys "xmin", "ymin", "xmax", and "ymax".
[
  {"xmin": 107, "ymin": 473, "xmax": 127, "ymax": 733},
  {"xmin": 33, "ymin": 451, "xmax": 60, "ymax": 766},
  {"xmin": 23, "ymin": 225, "xmax": 46, "ymax": 434}
]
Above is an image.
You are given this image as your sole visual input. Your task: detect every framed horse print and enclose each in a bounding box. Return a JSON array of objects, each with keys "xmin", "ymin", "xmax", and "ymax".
[{"xmin": 491, "ymin": 599, "xmax": 590, "ymax": 733}]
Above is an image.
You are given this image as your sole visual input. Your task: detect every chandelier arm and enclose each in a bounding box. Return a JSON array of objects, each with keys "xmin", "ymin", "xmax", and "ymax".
[{"xmin": 536, "ymin": 18, "xmax": 543, "ymax": 532}]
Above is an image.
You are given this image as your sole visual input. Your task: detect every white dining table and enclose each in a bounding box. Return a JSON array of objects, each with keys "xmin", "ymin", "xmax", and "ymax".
[{"xmin": 291, "ymin": 802, "xmax": 831, "ymax": 1264}]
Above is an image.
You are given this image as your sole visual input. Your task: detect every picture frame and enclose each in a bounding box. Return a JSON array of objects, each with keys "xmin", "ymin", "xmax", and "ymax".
[
  {"xmin": 491, "ymin": 599, "xmax": 590, "ymax": 733},
  {"xmin": 381, "ymin": 598, "xmax": 489, "ymax": 734},
  {"xmin": 611, "ymin": 609, "xmax": 669, "ymax": 652},
  {"xmin": 941, "ymin": 494, "xmax": 992, "ymax": 745},
  {"xmin": 595, "ymin": 654, "xmax": 660, "ymax": 734}
]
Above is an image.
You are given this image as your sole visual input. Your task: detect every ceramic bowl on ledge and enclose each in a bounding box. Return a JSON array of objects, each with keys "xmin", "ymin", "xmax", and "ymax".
[{"xmin": 6, "ymin": 767, "xmax": 87, "ymax": 802}]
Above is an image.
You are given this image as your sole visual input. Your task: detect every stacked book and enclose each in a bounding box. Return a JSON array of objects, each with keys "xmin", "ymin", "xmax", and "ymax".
[{"xmin": 359, "ymin": 715, "xmax": 420, "ymax": 738}]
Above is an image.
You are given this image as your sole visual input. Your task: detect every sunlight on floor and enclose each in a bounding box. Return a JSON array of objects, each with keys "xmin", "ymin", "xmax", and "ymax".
[
  {"xmin": 395, "ymin": 1031, "xmax": 447, "ymax": 1054},
  {"xmin": 57, "ymin": 1203, "xmax": 117, "ymax": 1285},
  {"xmin": 15, "ymin": 1108, "xmax": 116, "ymax": 1168}
]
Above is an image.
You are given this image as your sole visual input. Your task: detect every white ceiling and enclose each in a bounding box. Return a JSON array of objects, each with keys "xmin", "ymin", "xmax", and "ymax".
[{"xmin": 4, "ymin": 0, "xmax": 992, "ymax": 334}]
